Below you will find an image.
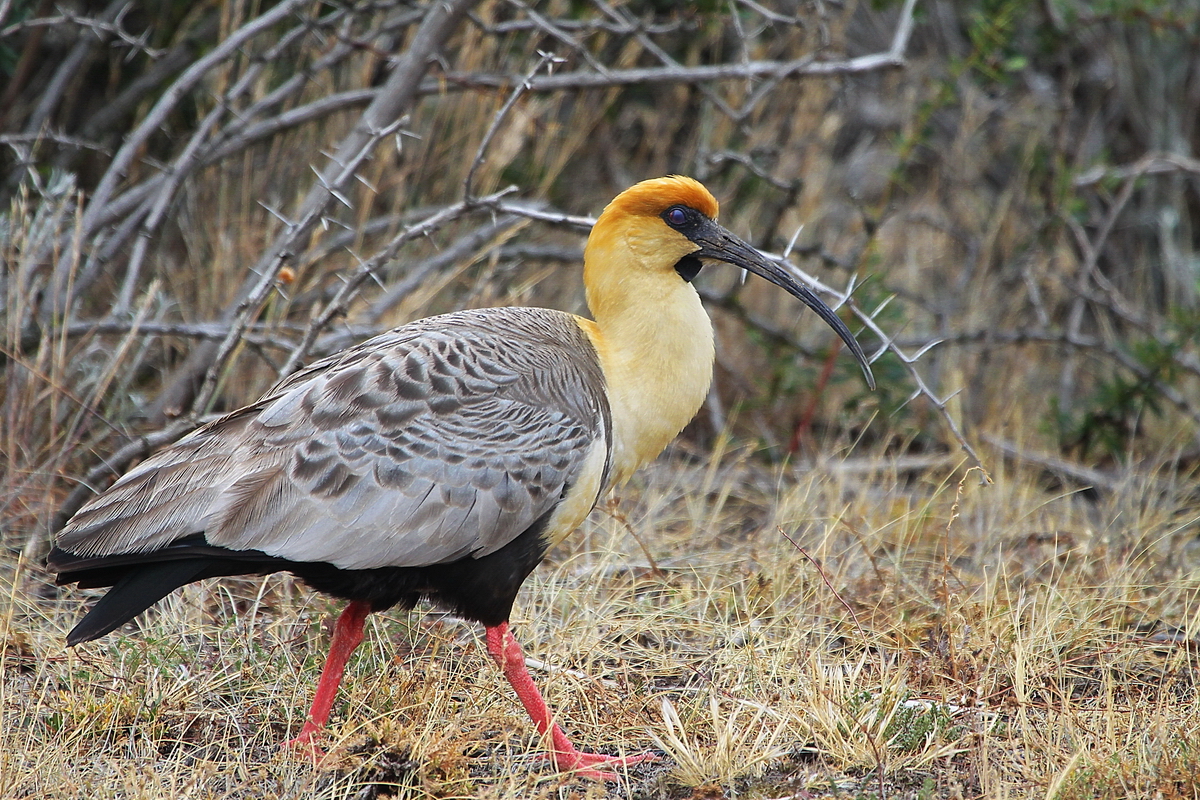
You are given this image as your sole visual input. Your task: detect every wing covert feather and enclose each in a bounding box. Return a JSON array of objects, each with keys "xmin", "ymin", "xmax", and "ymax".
[{"xmin": 55, "ymin": 308, "xmax": 611, "ymax": 570}]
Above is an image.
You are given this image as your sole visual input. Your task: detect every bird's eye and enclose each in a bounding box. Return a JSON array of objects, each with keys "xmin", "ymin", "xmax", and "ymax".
[{"xmin": 665, "ymin": 206, "xmax": 689, "ymax": 227}]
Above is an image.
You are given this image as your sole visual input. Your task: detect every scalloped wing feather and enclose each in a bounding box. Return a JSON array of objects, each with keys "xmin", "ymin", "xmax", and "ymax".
[{"xmin": 55, "ymin": 308, "xmax": 611, "ymax": 570}]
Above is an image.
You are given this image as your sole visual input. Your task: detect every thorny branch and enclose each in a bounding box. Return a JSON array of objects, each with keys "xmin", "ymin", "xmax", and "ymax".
[
  {"xmin": 75, "ymin": 0, "xmax": 316, "ymax": 238},
  {"xmin": 145, "ymin": 0, "xmax": 480, "ymax": 423},
  {"xmin": 192, "ymin": 116, "xmax": 412, "ymax": 420},
  {"xmin": 1, "ymin": 3, "xmax": 163, "ymax": 57},
  {"xmin": 762, "ymin": 252, "xmax": 990, "ymax": 478},
  {"xmin": 278, "ymin": 186, "xmax": 519, "ymax": 378},
  {"xmin": 434, "ymin": 54, "xmax": 909, "ymax": 93},
  {"xmin": 463, "ymin": 52, "xmax": 561, "ymax": 200},
  {"xmin": 110, "ymin": 3, "xmax": 359, "ymax": 315}
]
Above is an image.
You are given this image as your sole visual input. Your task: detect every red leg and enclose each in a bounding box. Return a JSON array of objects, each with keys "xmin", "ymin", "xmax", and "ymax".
[
  {"xmin": 284, "ymin": 600, "xmax": 372, "ymax": 755},
  {"xmin": 485, "ymin": 622, "xmax": 656, "ymax": 780}
]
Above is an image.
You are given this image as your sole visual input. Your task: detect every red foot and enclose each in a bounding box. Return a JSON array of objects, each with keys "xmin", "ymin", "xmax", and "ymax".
[
  {"xmin": 549, "ymin": 747, "xmax": 658, "ymax": 781},
  {"xmin": 282, "ymin": 723, "xmax": 328, "ymax": 762}
]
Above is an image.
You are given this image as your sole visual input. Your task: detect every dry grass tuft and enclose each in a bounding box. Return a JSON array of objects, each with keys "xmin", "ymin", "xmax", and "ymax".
[{"xmin": 650, "ymin": 692, "xmax": 791, "ymax": 786}]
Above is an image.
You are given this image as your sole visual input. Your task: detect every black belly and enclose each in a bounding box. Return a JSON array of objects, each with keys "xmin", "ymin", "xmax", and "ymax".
[{"xmin": 293, "ymin": 508, "xmax": 553, "ymax": 626}]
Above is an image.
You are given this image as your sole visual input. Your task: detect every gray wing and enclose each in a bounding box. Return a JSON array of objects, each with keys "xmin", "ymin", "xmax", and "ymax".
[{"xmin": 55, "ymin": 308, "xmax": 611, "ymax": 570}]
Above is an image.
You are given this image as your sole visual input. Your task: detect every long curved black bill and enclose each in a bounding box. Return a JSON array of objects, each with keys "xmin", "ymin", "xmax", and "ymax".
[{"xmin": 690, "ymin": 221, "xmax": 875, "ymax": 390}]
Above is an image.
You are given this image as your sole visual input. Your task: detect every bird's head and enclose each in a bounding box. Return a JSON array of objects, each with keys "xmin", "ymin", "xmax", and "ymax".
[{"xmin": 584, "ymin": 176, "xmax": 874, "ymax": 389}]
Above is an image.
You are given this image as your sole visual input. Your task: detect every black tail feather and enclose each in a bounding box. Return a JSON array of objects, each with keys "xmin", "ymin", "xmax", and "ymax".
[
  {"xmin": 51, "ymin": 537, "xmax": 298, "ymax": 645},
  {"xmin": 65, "ymin": 559, "xmax": 215, "ymax": 646}
]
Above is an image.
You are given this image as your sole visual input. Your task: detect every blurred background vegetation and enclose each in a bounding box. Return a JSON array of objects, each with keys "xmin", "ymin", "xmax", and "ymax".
[{"xmin": 2, "ymin": 0, "xmax": 1199, "ymax": 559}]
